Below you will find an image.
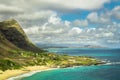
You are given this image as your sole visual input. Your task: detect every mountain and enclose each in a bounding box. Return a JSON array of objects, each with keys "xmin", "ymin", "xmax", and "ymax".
[
  {"xmin": 83, "ymin": 45, "xmax": 105, "ymax": 48},
  {"xmin": 0, "ymin": 19, "xmax": 44, "ymax": 55},
  {"xmin": 0, "ymin": 19, "xmax": 103, "ymax": 71},
  {"xmin": 0, "ymin": 19, "xmax": 45, "ymax": 71},
  {"xmin": 37, "ymin": 43, "xmax": 106, "ymax": 49}
]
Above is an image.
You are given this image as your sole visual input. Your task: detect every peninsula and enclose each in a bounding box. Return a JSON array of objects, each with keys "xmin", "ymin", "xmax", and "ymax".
[{"xmin": 0, "ymin": 19, "xmax": 103, "ymax": 80}]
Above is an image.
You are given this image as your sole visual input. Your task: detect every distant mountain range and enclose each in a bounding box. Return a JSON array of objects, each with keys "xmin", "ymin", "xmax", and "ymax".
[
  {"xmin": 78, "ymin": 45, "xmax": 106, "ymax": 48},
  {"xmin": 37, "ymin": 43, "xmax": 106, "ymax": 49}
]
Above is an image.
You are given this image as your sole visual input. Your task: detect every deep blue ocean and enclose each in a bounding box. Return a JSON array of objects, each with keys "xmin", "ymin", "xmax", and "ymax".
[{"xmin": 22, "ymin": 48, "xmax": 120, "ymax": 80}]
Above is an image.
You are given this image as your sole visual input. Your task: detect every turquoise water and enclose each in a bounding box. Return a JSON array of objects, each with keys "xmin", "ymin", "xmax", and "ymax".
[{"xmin": 22, "ymin": 48, "xmax": 120, "ymax": 80}]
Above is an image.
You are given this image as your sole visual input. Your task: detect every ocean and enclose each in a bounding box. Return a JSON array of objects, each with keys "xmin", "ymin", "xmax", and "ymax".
[{"xmin": 21, "ymin": 48, "xmax": 120, "ymax": 80}]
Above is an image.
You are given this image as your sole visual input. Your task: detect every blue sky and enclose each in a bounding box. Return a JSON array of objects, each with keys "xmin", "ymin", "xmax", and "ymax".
[
  {"xmin": 61, "ymin": 10, "xmax": 90, "ymax": 21},
  {"xmin": 0, "ymin": 0, "xmax": 120, "ymax": 48},
  {"xmin": 60, "ymin": 0, "xmax": 120, "ymax": 23}
]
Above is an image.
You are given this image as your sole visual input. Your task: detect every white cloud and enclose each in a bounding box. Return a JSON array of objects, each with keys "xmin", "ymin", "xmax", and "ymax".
[
  {"xmin": 0, "ymin": 4, "xmax": 23, "ymax": 14},
  {"xmin": 15, "ymin": 11, "xmax": 55, "ymax": 21},
  {"xmin": 87, "ymin": 12, "xmax": 110, "ymax": 24},
  {"xmin": 0, "ymin": 0, "xmax": 120, "ymax": 47},
  {"xmin": 112, "ymin": 6, "xmax": 120, "ymax": 19},
  {"xmin": 107, "ymin": 40, "xmax": 120, "ymax": 43},
  {"xmin": 23, "ymin": 26, "xmax": 39, "ymax": 34},
  {"xmin": 13, "ymin": 10, "xmax": 60, "ymax": 29},
  {"xmin": 95, "ymin": 32, "xmax": 114, "ymax": 37},
  {"xmin": 69, "ymin": 27, "xmax": 82, "ymax": 35},
  {"xmin": 0, "ymin": 0, "xmax": 110, "ymax": 14},
  {"xmin": 87, "ymin": 12, "xmax": 98, "ymax": 22},
  {"xmin": 11, "ymin": 10, "xmax": 120, "ymax": 46},
  {"xmin": 64, "ymin": 21, "xmax": 71, "ymax": 27},
  {"xmin": 21, "ymin": 11, "xmax": 70, "ymax": 36},
  {"xmin": 48, "ymin": 13, "xmax": 61, "ymax": 25},
  {"xmin": 36, "ymin": 0, "xmax": 110, "ymax": 10},
  {"xmin": 72, "ymin": 20, "xmax": 88, "ymax": 27}
]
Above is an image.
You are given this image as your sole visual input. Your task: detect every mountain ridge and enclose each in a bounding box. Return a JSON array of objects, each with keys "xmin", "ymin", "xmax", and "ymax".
[{"xmin": 0, "ymin": 19, "xmax": 44, "ymax": 53}]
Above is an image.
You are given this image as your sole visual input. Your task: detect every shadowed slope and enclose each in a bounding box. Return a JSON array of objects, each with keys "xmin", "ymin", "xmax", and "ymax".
[{"xmin": 0, "ymin": 19, "xmax": 44, "ymax": 53}]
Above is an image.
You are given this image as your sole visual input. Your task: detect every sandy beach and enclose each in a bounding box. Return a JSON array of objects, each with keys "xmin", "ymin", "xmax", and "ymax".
[{"xmin": 0, "ymin": 66, "xmax": 57, "ymax": 80}]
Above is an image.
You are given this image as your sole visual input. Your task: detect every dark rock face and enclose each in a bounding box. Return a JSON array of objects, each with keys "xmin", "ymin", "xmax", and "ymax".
[{"xmin": 0, "ymin": 19, "xmax": 44, "ymax": 53}]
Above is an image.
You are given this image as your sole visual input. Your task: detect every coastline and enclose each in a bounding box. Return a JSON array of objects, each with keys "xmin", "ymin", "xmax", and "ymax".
[
  {"xmin": 0, "ymin": 63, "xmax": 107, "ymax": 80},
  {"xmin": 0, "ymin": 66, "xmax": 57, "ymax": 80},
  {"xmin": 0, "ymin": 59, "xmax": 105, "ymax": 80}
]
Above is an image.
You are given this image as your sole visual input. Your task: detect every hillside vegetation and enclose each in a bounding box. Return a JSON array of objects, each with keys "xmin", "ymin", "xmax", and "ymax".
[
  {"xmin": 0, "ymin": 19, "xmax": 103, "ymax": 71},
  {"xmin": 0, "ymin": 19, "xmax": 44, "ymax": 53}
]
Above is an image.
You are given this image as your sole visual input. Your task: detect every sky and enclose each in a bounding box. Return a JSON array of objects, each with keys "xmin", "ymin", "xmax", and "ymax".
[{"xmin": 0, "ymin": 0, "xmax": 120, "ymax": 48}]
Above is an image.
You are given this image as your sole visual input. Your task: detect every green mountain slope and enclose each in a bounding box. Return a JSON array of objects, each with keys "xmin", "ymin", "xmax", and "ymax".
[
  {"xmin": 0, "ymin": 31, "xmax": 19, "ymax": 56},
  {"xmin": 0, "ymin": 19, "xmax": 44, "ymax": 53},
  {"xmin": 0, "ymin": 19, "xmax": 45, "ymax": 71}
]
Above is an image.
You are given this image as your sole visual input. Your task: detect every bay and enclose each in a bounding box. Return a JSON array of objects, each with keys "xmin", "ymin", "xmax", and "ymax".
[{"xmin": 22, "ymin": 48, "xmax": 120, "ymax": 80}]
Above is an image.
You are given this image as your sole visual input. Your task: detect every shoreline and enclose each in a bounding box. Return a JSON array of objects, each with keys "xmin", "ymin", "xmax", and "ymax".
[
  {"xmin": 0, "ymin": 59, "xmax": 106, "ymax": 80},
  {"xmin": 0, "ymin": 66, "xmax": 58, "ymax": 80},
  {"xmin": 1, "ymin": 64, "xmax": 107, "ymax": 80},
  {"xmin": 6, "ymin": 65, "xmax": 91, "ymax": 80}
]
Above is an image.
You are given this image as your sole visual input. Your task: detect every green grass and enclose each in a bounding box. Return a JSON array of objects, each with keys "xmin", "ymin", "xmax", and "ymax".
[
  {"xmin": 0, "ymin": 49, "xmax": 103, "ymax": 71},
  {"xmin": 0, "ymin": 59, "xmax": 22, "ymax": 71}
]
